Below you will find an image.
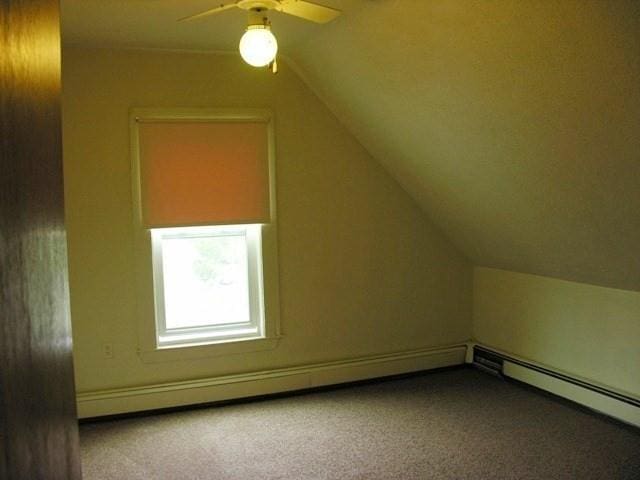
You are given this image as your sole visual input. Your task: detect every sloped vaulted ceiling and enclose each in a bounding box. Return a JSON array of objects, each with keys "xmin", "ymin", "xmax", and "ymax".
[
  {"xmin": 288, "ymin": 0, "xmax": 640, "ymax": 292},
  {"xmin": 62, "ymin": 0, "xmax": 640, "ymax": 291}
]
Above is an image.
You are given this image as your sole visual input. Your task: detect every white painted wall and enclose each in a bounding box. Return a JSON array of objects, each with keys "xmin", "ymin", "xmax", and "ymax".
[
  {"xmin": 62, "ymin": 47, "xmax": 472, "ymax": 397},
  {"xmin": 474, "ymin": 267, "xmax": 640, "ymax": 397}
]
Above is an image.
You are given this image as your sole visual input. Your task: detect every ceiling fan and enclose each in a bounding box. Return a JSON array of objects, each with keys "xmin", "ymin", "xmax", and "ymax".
[{"xmin": 180, "ymin": 0, "xmax": 342, "ymax": 72}]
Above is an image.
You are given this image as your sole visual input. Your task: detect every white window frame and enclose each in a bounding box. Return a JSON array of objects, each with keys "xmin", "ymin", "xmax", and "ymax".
[
  {"xmin": 151, "ymin": 224, "xmax": 265, "ymax": 348},
  {"xmin": 130, "ymin": 108, "xmax": 281, "ymax": 363}
]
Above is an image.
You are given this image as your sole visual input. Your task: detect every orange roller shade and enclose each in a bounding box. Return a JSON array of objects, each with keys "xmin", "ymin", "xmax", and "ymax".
[{"xmin": 138, "ymin": 121, "xmax": 270, "ymax": 227}]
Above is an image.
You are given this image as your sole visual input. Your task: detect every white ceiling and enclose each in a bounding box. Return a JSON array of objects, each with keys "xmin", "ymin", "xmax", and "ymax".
[
  {"xmin": 61, "ymin": 0, "xmax": 360, "ymax": 52},
  {"xmin": 61, "ymin": 0, "xmax": 640, "ymax": 291}
]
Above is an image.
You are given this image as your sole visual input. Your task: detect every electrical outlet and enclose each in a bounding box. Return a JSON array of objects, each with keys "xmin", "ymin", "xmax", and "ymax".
[{"xmin": 103, "ymin": 343, "xmax": 113, "ymax": 359}]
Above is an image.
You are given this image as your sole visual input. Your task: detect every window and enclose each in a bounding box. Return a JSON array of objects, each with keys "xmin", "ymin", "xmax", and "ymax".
[
  {"xmin": 152, "ymin": 224, "xmax": 264, "ymax": 348},
  {"xmin": 131, "ymin": 108, "xmax": 280, "ymax": 359}
]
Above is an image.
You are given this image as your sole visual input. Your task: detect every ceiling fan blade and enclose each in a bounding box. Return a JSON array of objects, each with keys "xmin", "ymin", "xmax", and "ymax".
[
  {"xmin": 279, "ymin": 0, "xmax": 341, "ymax": 23},
  {"xmin": 178, "ymin": 2, "xmax": 238, "ymax": 22}
]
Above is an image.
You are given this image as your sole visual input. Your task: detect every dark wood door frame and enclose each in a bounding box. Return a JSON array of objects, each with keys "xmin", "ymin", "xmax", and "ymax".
[{"xmin": 1, "ymin": 0, "xmax": 82, "ymax": 478}]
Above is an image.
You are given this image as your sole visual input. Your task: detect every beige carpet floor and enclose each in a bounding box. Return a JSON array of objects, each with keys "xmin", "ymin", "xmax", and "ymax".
[{"xmin": 80, "ymin": 368, "xmax": 640, "ymax": 479}]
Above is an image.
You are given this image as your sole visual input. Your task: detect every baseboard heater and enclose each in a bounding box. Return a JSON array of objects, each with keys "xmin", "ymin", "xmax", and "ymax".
[
  {"xmin": 472, "ymin": 346, "xmax": 504, "ymax": 376},
  {"xmin": 473, "ymin": 345, "xmax": 640, "ymax": 426}
]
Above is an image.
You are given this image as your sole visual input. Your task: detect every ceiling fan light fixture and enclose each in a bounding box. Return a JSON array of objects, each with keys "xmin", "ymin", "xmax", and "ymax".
[{"xmin": 239, "ymin": 24, "xmax": 278, "ymax": 67}]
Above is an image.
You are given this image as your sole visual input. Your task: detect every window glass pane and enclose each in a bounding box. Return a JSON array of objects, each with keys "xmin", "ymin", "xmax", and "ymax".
[{"xmin": 161, "ymin": 232, "xmax": 250, "ymax": 329}]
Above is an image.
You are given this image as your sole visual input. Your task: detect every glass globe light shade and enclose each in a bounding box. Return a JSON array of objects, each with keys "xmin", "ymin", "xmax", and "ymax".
[{"xmin": 239, "ymin": 26, "xmax": 278, "ymax": 67}]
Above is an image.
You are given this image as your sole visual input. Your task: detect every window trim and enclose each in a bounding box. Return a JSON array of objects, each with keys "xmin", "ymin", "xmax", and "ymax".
[{"xmin": 130, "ymin": 108, "xmax": 281, "ymax": 363}]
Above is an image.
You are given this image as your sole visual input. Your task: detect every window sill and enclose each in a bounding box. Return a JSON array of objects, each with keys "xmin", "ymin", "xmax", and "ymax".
[
  {"xmin": 157, "ymin": 326, "xmax": 260, "ymax": 348},
  {"xmin": 138, "ymin": 335, "xmax": 282, "ymax": 364}
]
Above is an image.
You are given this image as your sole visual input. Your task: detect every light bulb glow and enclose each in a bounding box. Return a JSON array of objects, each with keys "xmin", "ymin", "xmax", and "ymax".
[{"xmin": 239, "ymin": 26, "xmax": 278, "ymax": 67}]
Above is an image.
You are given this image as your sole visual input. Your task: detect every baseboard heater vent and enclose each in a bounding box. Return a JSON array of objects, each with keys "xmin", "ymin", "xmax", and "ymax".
[
  {"xmin": 473, "ymin": 345, "xmax": 640, "ymax": 411},
  {"xmin": 473, "ymin": 347, "xmax": 504, "ymax": 376}
]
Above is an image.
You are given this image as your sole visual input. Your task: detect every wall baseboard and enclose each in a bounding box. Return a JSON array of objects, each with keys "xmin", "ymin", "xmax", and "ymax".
[
  {"xmin": 472, "ymin": 344, "xmax": 640, "ymax": 428},
  {"xmin": 77, "ymin": 344, "xmax": 467, "ymax": 418}
]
